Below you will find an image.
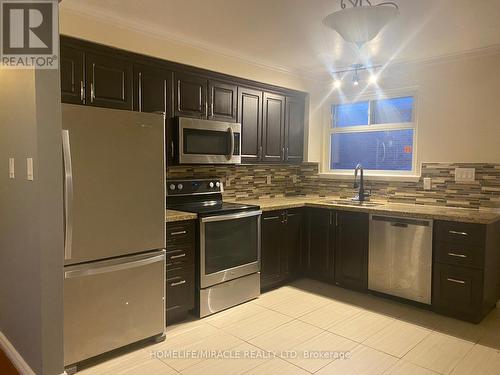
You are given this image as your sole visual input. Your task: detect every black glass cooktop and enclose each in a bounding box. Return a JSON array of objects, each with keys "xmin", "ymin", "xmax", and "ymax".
[{"xmin": 168, "ymin": 200, "xmax": 260, "ymax": 217}]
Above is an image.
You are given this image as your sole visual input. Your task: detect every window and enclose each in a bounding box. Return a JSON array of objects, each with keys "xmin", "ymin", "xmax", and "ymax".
[{"xmin": 328, "ymin": 95, "xmax": 416, "ymax": 175}]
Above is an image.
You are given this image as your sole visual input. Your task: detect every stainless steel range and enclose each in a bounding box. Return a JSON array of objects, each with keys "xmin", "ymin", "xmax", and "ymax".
[{"xmin": 167, "ymin": 179, "xmax": 261, "ymax": 317}]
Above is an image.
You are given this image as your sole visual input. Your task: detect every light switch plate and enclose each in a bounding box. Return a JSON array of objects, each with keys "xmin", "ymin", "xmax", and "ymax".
[
  {"xmin": 423, "ymin": 177, "xmax": 431, "ymax": 190},
  {"xmin": 455, "ymin": 168, "xmax": 475, "ymax": 183},
  {"xmin": 8, "ymin": 158, "xmax": 15, "ymax": 179},
  {"xmin": 27, "ymin": 158, "xmax": 34, "ymax": 181}
]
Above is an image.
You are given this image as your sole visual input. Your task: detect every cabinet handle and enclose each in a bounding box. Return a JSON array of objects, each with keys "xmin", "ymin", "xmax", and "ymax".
[
  {"xmin": 263, "ymin": 216, "xmax": 280, "ymax": 221},
  {"xmin": 281, "ymin": 147, "xmax": 285, "ymax": 160},
  {"xmin": 170, "ymin": 253, "xmax": 186, "ymax": 259},
  {"xmin": 449, "ymin": 230, "xmax": 468, "ymax": 236},
  {"xmin": 335, "ymin": 212, "xmax": 338, "ymax": 227},
  {"xmin": 259, "ymin": 146, "xmax": 263, "ymax": 159},
  {"xmin": 447, "ymin": 252, "xmax": 467, "ymax": 258},
  {"xmin": 90, "ymin": 82, "xmax": 95, "ymax": 103},
  {"xmin": 170, "ymin": 230, "xmax": 187, "ymax": 236},
  {"xmin": 286, "ymin": 147, "xmax": 289, "ymax": 159},
  {"xmin": 138, "ymin": 72, "xmax": 142, "ymax": 112},
  {"xmin": 329, "ymin": 212, "xmax": 333, "ymax": 226},
  {"xmin": 171, "ymin": 141, "xmax": 175, "ymax": 159},
  {"xmin": 171, "ymin": 280, "xmax": 186, "ymax": 287},
  {"xmin": 80, "ymin": 81, "xmax": 84, "ymax": 103},
  {"xmin": 447, "ymin": 278, "xmax": 466, "ymax": 285}
]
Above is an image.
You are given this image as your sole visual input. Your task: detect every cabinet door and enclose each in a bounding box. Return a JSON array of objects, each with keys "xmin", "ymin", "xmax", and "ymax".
[
  {"xmin": 285, "ymin": 96, "xmax": 304, "ymax": 163},
  {"xmin": 166, "ymin": 266, "xmax": 195, "ymax": 324},
  {"xmin": 174, "ymin": 72, "xmax": 208, "ymax": 118},
  {"xmin": 238, "ymin": 87, "xmax": 263, "ymax": 163},
  {"xmin": 284, "ymin": 210, "xmax": 303, "ymax": 279},
  {"xmin": 306, "ymin": 208, "xmax": 333, "ymax": 280},
  {"xmin": 432, "ymin": 263, "xmax": 483, "ymax": 322},
  {"xmin": 262, "ymin": 92, "xmax": 285, "ymax": 162},
  {"xmin": 261, "ymin": 211, "xmax": 285, "ymax": 290},
  {"xmin": 133, "ymin": 65, "xmax": 174, "ymax": 165},
  {"xmin": 60, "ymin": 45, "xmax": 85, "ymax": 105},
  {"xmin": 335, "ymin": 211, "xmax": 369, "ymax": 291},
  {"xmin": 209, "ymin": 81, "xmax": 237, "ymax": 122},
  {"xmin": 86, "ymin": 52, "xmax": 133, "ymax": 110}
]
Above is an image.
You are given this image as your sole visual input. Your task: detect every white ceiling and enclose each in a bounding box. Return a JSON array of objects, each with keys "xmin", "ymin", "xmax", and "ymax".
[{"xmin": 61, "ymin": 0, "xmax": 500, "ymax": 79}]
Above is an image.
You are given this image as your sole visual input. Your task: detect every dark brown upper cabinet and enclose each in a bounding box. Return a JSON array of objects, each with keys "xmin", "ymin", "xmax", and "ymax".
[
  {"xmin": 86, "ymin": 52, "xmax": 133, "ymax": 110},
  {"xmin": 334, "ymin": 211, "xmax": 369, "ymax": 291},
  {"xmin": 238, "ymin": 87, "xmax": 263, "ymax": 163},
  {"xmin": 208, "ymin": 81, "xmax": 237, "ymax": 122},
  {"xmin": 133, "ymin": 65, "xmax": 172, "ymax": 115},
  {"xmin": 285, "ymin": 96, "xmax": 305, "ymax": 163},
  {"xmin": 60, "ymin": 45, "xmax": 85, "ymax": 105},
  {"xmin": 262, "ymin": 92, "xmax": 286, "ymax": 162},
  {"xmin": 174, "ymin": 72, "xmax": 207, "ymax": 118}
]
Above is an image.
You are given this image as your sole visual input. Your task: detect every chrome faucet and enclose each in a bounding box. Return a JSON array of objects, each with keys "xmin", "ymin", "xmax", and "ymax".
[{"xmin": 353, "ymin": 164, "xmax": 368, "ymax": 202}]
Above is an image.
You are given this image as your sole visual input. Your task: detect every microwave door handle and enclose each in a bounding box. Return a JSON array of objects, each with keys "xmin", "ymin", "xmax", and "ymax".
[{"xmin": 228, "ymin": 127, "xmax": 234, "ymax": 160}]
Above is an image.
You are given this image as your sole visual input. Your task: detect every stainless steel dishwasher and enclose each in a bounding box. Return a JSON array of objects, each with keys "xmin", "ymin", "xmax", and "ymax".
[{"xmin": 368, "ymin": 215, "xmax": 433, "ymax": 304}]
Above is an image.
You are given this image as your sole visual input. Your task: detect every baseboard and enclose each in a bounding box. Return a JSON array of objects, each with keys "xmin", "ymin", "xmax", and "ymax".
[{"xmin": 0, "ymin": 331, "xmax": 35, "ymax": 375}]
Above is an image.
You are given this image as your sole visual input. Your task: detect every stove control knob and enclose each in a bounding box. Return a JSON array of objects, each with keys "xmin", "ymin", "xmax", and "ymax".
[
  {"xmin": 169, "ymin": 184, "xmax": 176, "ymax": 191},
  {"xmin": 216, "ymin": 181, "xmax": 220, "ymax": 188},
  {"xmin": 209, "ymin": 182, "xmax": 215, "ymax": 188},
  {"xmin": 177, "ymin": 183, "xmax": 183, "ymax": 190}
]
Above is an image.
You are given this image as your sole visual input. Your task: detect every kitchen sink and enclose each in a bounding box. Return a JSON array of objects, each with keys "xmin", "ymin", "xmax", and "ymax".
[{"xmin": 326, "ymin": 200, "xmax": 383, "ymax": 207}]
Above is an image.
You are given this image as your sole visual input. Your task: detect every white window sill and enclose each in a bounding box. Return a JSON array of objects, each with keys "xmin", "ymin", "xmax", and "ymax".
[{"xmin": 318, "ymin": 173, "xmax": 421, "ymax": 182}]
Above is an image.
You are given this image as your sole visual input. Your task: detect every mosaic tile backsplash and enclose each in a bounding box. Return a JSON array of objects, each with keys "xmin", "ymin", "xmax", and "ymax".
[{"xmin": 167, "ymin": 163, "xmax": 500, "ymax": 209}]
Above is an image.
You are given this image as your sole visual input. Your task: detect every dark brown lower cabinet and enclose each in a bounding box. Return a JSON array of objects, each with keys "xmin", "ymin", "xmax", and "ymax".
[
  {"xmin": 432, "ymin": 220, "xmax": 500, "ymax": 323},
  {"xmin": 305, "ymin": 208, "xmax": 334, "ymax": 281},
  {"xmin": 261, "ymin": 210, "xmax": 303, "ymax": 290},
  {"xmin": 166, "ymin": 220, "xmax": 196, "ymax": 324},
  {"xmin": 334, "ymin": 211, "xmax": 369, "ymax": 291}
]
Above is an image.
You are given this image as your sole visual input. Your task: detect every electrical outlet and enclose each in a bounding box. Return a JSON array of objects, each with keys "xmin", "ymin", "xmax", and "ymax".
[
  {"xmin": 8, "ymin": 158, "xmax": 15, "ymax": 179},
  {"xmin": 266, "ymin": 175, "xmax": 272, "ymax": 185},
  {"xmin": 27, "ymin": 158, "xmax": 34, "ymax": 181},
  {"xmin": 423, "ymin": 177, "xmax": 431, "ymax": 190},
  {"xmin": 225, "ymin": 177, "xmax": 231, "ymax": 187},
  {"xmin": 455, "ymin": 168, "xmax": 475, "ymax": 183}
]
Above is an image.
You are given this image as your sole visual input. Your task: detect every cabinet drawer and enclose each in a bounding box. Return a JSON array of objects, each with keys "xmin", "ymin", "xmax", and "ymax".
[
  {"xmin": 434, "ymin": 221, "xmax": 485, "ymax": 247},
  {"xmin": 166, "ymin": 266, "xmax": 195, "ymax": 323},
  {"xmin": 166, "ymin": 245, "xmax": 194, "ymax": 270},
  {"xmin": 433, "ymin": 263, "xmax": 483, "ymax": 319},
  {"xmin": 166, "ymin": 221, "xmax": 195, "ymax": 247},
  {"xmin": 434, "ymin": 241, "xmax": 484, "ymax": 269}
]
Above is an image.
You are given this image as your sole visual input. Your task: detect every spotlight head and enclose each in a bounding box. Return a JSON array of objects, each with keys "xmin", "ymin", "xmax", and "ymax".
[
  {"xmin": 369, "ymin": 74, "xmax": 379, "ymax": 84},
  {"xmin": 333, "ymin": 80, "xmax": 342, "ymax": 89}
]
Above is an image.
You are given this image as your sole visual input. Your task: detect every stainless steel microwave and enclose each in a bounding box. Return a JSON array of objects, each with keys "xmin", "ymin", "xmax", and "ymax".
[{"xmin": 177, "ymin": 117, "xmax": 241, "ymax": 164}]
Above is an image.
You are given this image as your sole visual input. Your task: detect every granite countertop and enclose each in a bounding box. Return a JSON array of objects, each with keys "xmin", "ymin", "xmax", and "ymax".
[
  {"xmin": 229, "ymin": 196, "xmax": 500, "ymax": 225},
  {"xmin": 165, "ymin": 209, "xmax": 197, "ymax": 223}
]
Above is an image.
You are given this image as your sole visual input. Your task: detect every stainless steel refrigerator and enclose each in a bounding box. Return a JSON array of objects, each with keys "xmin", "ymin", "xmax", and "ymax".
[{"xmin": 61, "ymin": 104, "xmax": 166, "ymax": 367}]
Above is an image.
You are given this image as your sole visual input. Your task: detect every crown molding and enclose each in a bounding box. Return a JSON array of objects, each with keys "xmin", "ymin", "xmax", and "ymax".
[{"xmin": 59, "ymin": 3, "xmax": 322, "ymax": 83}]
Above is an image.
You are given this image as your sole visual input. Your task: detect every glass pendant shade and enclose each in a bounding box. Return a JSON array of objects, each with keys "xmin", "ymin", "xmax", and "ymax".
[{"xmin": 323, "ymin": 5, "xmax": 399, "ymax": 48}]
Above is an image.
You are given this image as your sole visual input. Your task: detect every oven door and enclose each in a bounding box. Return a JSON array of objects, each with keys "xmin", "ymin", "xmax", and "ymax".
[
  {"xmin": 200, "ymin": 210, "xmax": 261, "ymax": 288},
  {"xmin": 178, "ymin": 117, "xmax": 241, "ymax": 164}
]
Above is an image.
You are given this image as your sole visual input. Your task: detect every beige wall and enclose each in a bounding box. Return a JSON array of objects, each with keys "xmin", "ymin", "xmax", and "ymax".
[{"xmin": 308, "ymin": 51, "xmax": 500, "ymax": 167}]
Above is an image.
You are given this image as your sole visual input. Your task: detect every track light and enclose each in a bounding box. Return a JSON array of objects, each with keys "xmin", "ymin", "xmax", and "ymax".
[
  {"xmin": 333, "ymin": 80, "xmax": 342, "ymax": 89},
  {"xmin": 369, "ymin": 74, "xmax": 379, "ymax": 84},
  {"xmin": 352, "ymin": 71, "xmax": 360, "ymax": 86}
]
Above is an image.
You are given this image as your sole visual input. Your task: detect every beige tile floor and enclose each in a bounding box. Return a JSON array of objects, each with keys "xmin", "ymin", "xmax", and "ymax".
[{"xmin": 78, "ymin": 278, "xmax": 500, "ymax": 375}]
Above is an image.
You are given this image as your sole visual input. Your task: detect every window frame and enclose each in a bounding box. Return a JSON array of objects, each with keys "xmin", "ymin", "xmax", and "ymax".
[{"xmin": 323, "ymin": 89, "xmax": 420, "ymax": 178}]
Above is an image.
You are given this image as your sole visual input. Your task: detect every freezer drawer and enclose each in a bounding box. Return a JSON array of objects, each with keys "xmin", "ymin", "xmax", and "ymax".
[
  {"xmin": 64, "ymin": 251, "xmax": 166, "ymax": 366},
  {"xmin": 369, "ymin": 215, "xmax": 433, "ymax": 304}
]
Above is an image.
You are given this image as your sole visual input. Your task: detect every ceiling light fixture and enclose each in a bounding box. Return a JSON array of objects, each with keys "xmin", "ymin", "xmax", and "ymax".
[
  {"xmin": 369, "ymin": 74, "xmax": 379, "ymax": 84},
  {"xmin": 333, "ymin": 80, "xmax": 342, "ymax": 89},
  {"xmin": 323, "ymin": 0, "xmax": 400, "ymax": 49}
]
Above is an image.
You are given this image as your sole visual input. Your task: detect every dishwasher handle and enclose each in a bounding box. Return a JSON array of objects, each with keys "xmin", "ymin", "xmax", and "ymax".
[{"xmin": 371, "ymin": 215, "xmax": 432, "ymax": 227}]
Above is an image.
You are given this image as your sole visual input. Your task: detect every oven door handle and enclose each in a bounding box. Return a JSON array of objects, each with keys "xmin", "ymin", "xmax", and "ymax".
[
  {"xmin": 227, "ymin": 127, "xmax": 235, "ymax": 161},
  {"xmin": 201, "ymin": 210, "xmax": 262, "ymax": 223}
]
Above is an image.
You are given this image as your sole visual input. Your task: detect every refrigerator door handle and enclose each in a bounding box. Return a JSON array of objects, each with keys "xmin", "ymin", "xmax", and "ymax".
[
  {"xmin": 62, "ymin": 130, "xmax": 74, "ymax": 260},
  {"xmin": 65, "ymin": 252, "xmax": 166, "ymax": 279}
]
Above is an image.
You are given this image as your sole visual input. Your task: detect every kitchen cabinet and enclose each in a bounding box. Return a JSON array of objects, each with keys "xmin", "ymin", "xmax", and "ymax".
[
  {"xmin": 262, "ymin": 92, "xmax": 286, "ymax": 162},
  {"xmin": 209, "ymin": 81, "xmax": 237, "ymax": 122},
  {"xmin": 133, "ymin": 65, "xmax": 174, "ymax": 165},
  {"xmin": 238, "ymin": 87, "xmax": 263, "ymax": 163},
  {"xmin": 60, "ymin": 36, "xmax": 306, "ymax": 166},
  {"xmin": 261, "ymin": 210, "xmax": 303, "ymax": 290},
  {"xmin": 174, "ymin": 71, "xmax": 208, "ymax": 118},
  {"xmin": 305, "ymin": 208, "xmax": 334, "ymax": 281},
  {"xmin": 166, "ymin": 220, "xmax": 196, "ymax": 324},
  {"xmin": 432, "ymin": 220, "xmax": 500, "ymax": 323},
  {"xmin": 86, "ymin": 52, "xmax": 133, "ymax": 110},
  {"xmin": 60, "ymin": 45, "xmax": 85, "ymax": 105},
  {"xmin": 334, "ymin": 211, "xmax": 369, "ymax": 291},
  {"xmin": 284, "ymin": 96, "xmax": 305, "ymax": 163}
]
